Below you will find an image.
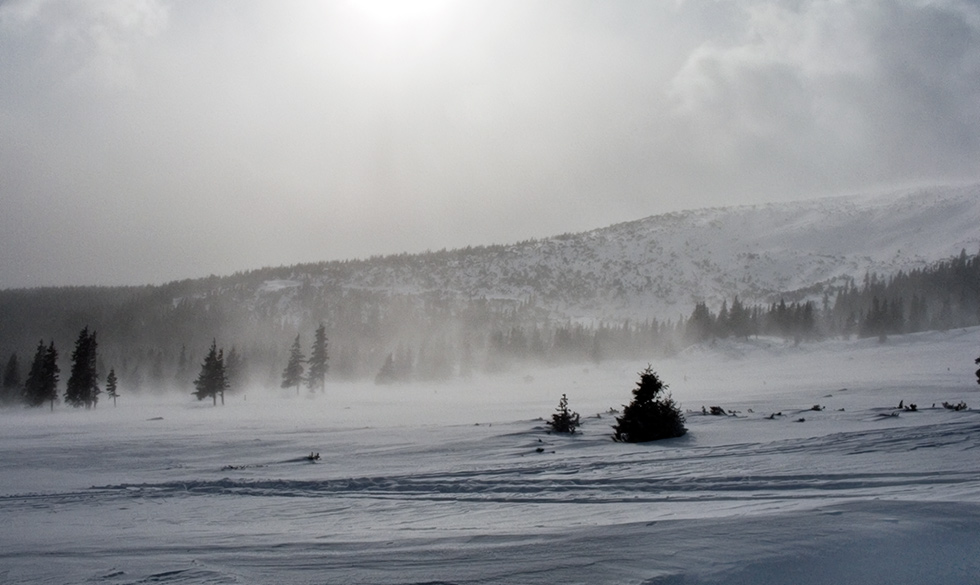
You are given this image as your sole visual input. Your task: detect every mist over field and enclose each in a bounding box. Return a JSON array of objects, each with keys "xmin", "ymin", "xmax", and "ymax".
[
  {"xmin": 3, "ymin": 1, "xmax": 980, "ymax": 582},
  {"xmin": 2, "ymin": 328, "xmax": 979, "ymax": 584},
  {"xmin": 1, "ymin": 188, "xmax": 979, "ymax": 583}
]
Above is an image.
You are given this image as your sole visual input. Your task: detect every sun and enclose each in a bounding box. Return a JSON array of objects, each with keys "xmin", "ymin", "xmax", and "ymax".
[{"xmin": 348, "ymin": 0, "xmax": 454, "ymax": 31}]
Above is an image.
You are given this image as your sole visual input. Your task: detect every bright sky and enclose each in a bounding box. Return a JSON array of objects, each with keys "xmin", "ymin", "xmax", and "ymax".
[{"xmin": 2, "ymin": 0, "xmax": 979, "ymax": 288}]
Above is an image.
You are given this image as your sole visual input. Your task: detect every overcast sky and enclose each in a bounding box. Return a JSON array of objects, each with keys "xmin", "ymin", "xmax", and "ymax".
[{"xmin": 2, "ymin": 0, "xmax": 979, "ymax": 288}]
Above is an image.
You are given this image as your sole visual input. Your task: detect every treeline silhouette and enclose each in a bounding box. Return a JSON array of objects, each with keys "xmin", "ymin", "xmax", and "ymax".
[{"xmin": 1, "ymin": 249, "xmax": 978, "ymax": 402}]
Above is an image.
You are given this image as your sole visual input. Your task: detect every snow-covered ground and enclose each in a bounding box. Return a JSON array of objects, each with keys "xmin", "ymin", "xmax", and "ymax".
[{"xmin": 2, "ymin": 328, "xmax": 979, "ymax": 584}]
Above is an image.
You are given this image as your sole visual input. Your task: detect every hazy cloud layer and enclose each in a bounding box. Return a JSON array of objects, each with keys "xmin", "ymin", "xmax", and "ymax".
[{"xmin": 2, "ymin": 0, "xmax": 979, "ymax": 288}]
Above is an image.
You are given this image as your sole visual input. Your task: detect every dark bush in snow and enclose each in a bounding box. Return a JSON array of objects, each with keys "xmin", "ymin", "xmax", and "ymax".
[
  {"xmin": 613, "ymin": 366, "xmax": 686, "ymax": 443},
  {"xmin": 546, "ymin": 394, "xmax": 580, "ymax": 434}
]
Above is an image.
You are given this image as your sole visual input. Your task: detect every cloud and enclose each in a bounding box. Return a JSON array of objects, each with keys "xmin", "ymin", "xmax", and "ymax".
[
  {"xmin": 1, "ymin": 0, "xmax": 979, "ymax": 288},
  {"xmin": 664, "ymin": 0, "xmax": 980, "ymax": 197},
  {"xmin": 0, "ymin": 0, "xmax": 169, "ymax": 95}
]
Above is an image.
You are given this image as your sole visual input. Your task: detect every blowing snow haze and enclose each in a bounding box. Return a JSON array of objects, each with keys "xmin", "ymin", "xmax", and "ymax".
[{"xmin": 1, "ymin": 0, "xmax": 980, "ymax": 288}]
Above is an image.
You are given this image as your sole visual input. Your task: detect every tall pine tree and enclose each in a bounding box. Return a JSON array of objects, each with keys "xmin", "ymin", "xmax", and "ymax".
[
  {"xmin": 225, "ymin": 346, "xmax": 244, "ymax": 392},
  {"xmin": 2, "ymin": 352, "xmax": 20, "ymax": 406},
  {"xmin": 307, "ymin": 323, "xmax": 328, "ymax": 393},
  {"xmin": 24, "ymin": 341, "xmax": 60, "ymax": 410},
  {"xmin": 281, "ymin": 334, "xmax": 305, "ymax": 395},
  {"xmin": 65, "ymin": 327, "xmax": 99, "ymax": 409},
  {"xmin": 193, "ymin": 340, "xmax": 228, "ymax": 406},
  {"xmin": 105, "ymin": 368, "xmax": 119, "ymax": 407}
]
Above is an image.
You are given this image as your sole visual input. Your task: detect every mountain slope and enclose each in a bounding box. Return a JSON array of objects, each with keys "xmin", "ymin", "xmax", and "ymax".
[
  {"xmin": 272, "ymin": 183, "xmax": 980, "ymax": 320},
  {"xmin": 1, "ymin": 184, "xmax": 977, "ymax": 388}
]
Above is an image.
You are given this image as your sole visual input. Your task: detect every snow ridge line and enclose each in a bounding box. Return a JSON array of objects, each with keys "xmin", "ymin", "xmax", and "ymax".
[{"xmin": 2, "ymin": 468, "xmax": 977, "ymax": 509}]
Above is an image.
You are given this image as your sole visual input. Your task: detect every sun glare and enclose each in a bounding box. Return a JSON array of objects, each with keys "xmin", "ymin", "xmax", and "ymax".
[{"xmin": 349, "ymin": 0, "xmax": 454, "ymax": 31}]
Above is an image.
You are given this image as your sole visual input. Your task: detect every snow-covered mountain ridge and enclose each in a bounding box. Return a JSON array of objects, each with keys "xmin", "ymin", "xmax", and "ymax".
[{"xmin": 256, "ymin": 184, "xmax": 980, "ymax": 320}]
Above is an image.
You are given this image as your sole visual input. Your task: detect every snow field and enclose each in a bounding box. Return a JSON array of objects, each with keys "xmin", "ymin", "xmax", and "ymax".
[{"xmin": 1, "ymin": 328, "xmax": 979, "ymax": 584}]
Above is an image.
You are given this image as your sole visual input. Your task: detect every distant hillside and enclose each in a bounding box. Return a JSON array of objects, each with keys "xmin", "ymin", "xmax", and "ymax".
[
  {"xmin": 1, "ymin": 184, "xmax": 978, "ymax": 392},
  {"xmin": 253, "ymin": 183, "xmax": 980, "ymax": 319}
]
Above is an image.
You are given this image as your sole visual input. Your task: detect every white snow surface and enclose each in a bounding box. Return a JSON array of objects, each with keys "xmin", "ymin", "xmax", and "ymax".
[{"xmin": 2, "ymin": 328, "xmax": 980, "ymax": 584}]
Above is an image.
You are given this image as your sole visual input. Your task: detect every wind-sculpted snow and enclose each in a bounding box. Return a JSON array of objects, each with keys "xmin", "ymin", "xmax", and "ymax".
[
  {"xmin": 6, "ymin": 414, "xmax": 970, "ymax": 511},
  {"xmin": 2, "ymin": 329, "xmax": 979, "ymax": 583}
]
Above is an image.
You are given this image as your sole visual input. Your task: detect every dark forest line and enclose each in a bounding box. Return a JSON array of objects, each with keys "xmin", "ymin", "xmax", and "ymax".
[{"xmin": 1, "ymin": 249, "xmax": 978, "ymax": 407}]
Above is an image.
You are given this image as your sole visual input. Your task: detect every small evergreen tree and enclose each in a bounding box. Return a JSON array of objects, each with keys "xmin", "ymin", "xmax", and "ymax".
[
  {"xmin": 105, "ymin": 368, "xmax": 119, "ymax": 407},
  {"xmin": 41, "ymin": 342, "xmax": 60, "ymax": 410},
  {"xmin": 613, "ymin": 365, "xmax": 686, "ymax": 443},
  {"xmin": 307, "ymin": 323, "xmax": 329, "ymax": 393},
  {"xmin": 375, "ymin": 353, "xmax": 396, "ymax": 385},
  {"xmin": 547, "ymin": 393, "xmax": 581, "ymax": 434},
  {"xmin": 193, "ymin": 340, "xmax": 228, "ymax": 405},
  {"xmin": 23, "ymin": 341, "xmax": 47, "ymax": 408},
  {"xmin": 975, "ymin": 352, "xmax": 980, "ymax": 386},
  {"xmin": 2, "ymin": 353, "xmax": 21, "ymax": 406},
  {"xmin": 175, "ymin": 344, "xmax": 190, "ymax": 387},
  {"xmin": 23, "ymin": 342, "xmax": 44, "ymax": 407},
  {"xmin": 225, "ymin": 345, "xmax": 244, "ymax": 392},
  {"xmin": 65, "ymin": 327, "xmax": 99, "ymax": 409},
  {"xmin": 281, "ymin": 334, "xmax": 305, "ymax": 395}
]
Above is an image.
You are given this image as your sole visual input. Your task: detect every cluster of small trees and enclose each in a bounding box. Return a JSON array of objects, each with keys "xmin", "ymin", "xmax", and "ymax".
[
  {"xmin": 193, "ymin": 340, "xmax": 228, "ymax": 405},
  {"xmin": 681, "ymin": 250, "xmax": 980, "ymax": 345},
  {"xmin": 192, "ymin": 327, "xmax": 327, "ymax": 406},
  {"xmin": 23, "ymin": 341, "xmax": 59, "ymax": 409},
  {"xmin": 545, "ymin": 367, "xmax": 687, "ymax": 443},
  {"xmin": 64, "ymin": 328, "xmax": 100, "ymax": 409},
  {"xmin": 1, "ymin": 326, "xmax": 254, "ymax": 410},
  {"xmin": 279, "ymin": 323, "xmax": 329, "ymax": 395},
  {"xmin": 1, "ymin": 327, "xmax": 108, "ymax": 410}
]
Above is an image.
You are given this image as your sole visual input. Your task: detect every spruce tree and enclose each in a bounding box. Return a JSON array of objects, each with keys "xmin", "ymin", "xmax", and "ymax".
[
  {"xmin": 225, "ymin": 346, "xmax": 243, "ymax": 392},
  {"xmin": 215, "ymin": 348, "xmax": 227, "ymax": 405},
  {"xmin": 65, "ymin": 327, "xmax": 99, "ymax": 409},
  {"xmin": 23, "ymin": 341, "xmax": 47, "ymax": 408},
  {"xmin": 975, "ymin": 353, "xmax": 980, "ymax": 386},
  {"xmin": 547, "ymin": 394, "xmax": 581, "ymax": 434},
  {"xmin": 307, "ymin": 323, "xmax": 328, "ymax": 393},
  {"xmin": 613, "ymin": 366, "xmax": 686, "ymax": 443},
  {"xmin": 41, "ymin": 342, "xmax": 60, "ymax": 410},
  {"xmin": 281, "ymin": 334, "xmax": 305, "ymax": 395},
  {"xmin": 2, "ymin": 353, "xmax": 20, "ymax": 406},
  {"xmin": 105, "ymin": 368, "xmax": 119, "ymax": 407},
  {"xmin": 175, "ymin": 344, "xmax": 190, "ymax": 387},
  {"xmin": 375, "ymin": 353, "xmax": 396, "ymax": 385},
  {"xmin": 193, "ymin": 340, "xmax": 228, "ymax": 405},
  {"xmin": 24, "ymin": 341, "xmax": 60, "ymax": 410}
]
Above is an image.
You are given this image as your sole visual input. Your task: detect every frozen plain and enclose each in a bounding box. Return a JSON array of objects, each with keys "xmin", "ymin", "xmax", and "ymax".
[{"xmin": 2, "ymin": 328, "xmax": 979, "ymax": 584}]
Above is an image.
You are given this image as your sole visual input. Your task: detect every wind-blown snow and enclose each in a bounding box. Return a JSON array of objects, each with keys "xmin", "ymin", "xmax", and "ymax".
[{"xmin": 2, "ymin": 327, "xmax": 979, "ymax": 584}]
